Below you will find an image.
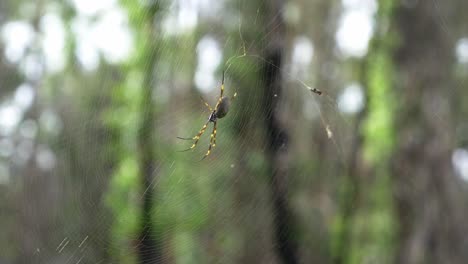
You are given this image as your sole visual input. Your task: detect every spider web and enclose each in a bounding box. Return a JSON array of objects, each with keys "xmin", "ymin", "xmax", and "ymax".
[{"xmin": 4, "ymin": 0, "xmax": 464, "ymax": 263}]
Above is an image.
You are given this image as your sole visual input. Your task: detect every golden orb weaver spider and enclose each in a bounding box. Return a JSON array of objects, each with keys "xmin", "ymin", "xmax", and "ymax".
[{"xmin": 178, "ymin": 71, "xmax": 237, "ymax": 160}]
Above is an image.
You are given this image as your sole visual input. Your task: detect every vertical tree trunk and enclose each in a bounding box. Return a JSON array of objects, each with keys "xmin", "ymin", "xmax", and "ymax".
[
  {"xmin": 391, "ymin": 1, "xmax": 468, "ymax": 263},
  {"xmin": 261, "ymin": 0, "xmax": 299, "ymax": 263},
  {"xmin": 137, "ymin": 5, "xmax": 162, "ymax": 264},
  {"xmin": 333, "ymin": 59, "xmax": 369, "ymax": 264},
  {"xmin": 15, "ymin": 3, "xmax": 56, "ymax": 263}
]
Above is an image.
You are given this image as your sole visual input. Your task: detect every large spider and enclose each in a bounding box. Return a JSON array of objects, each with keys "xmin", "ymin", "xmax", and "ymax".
[{"xmin": 178, "ymin": 71, "xmax": 236, "ymax": 159}]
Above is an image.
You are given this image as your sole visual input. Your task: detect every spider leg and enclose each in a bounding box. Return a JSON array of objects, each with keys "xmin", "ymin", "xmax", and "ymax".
[
  {"xmin": 213, "ymin": 71, "xmax": 226, "ymax": 110},
  {"xmin": 212, "ymin": 121, "xmax": 217, "ymax": 147},
  {"xmin": 201, "ymin": 121, "xmax": 217, "ymax": 160},
  {"xmin": 220, "ymin": 70, "xmax": 225, "ymax": 98},
  {"xmin": 177, "ymin": 120, "xmax": 210, "ymax": 151},
  {"xmin": 178, "ymin": 147, "xmax": 195, "ymax": 152},
  {"xmin": 177, "ymin": 137, "xmax": 194, "ymax": 140},
  {"xmin": 199, "ymin": 96, "xmax": 213, "ymax": 112}
]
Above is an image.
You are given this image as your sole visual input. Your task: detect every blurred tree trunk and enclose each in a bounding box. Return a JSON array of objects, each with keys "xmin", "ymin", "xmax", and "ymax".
[
  {"xmin": 303, "ymin": 1, "xmax": 339, "ymax": 263},
  {"xmin": 391, "ymin": 1, "xmax": 468, "ymax": 263},
  {"xmin": 334, "ymin": 59, "xmax": 369, "ymax": 264},
  {"xmin": 15, "ymin": 3, "xmax": 54, "ymax": 263},
  {"xmin": 261, "ymin": 0, "xmax": 299, "ymax": 263},
  {"xmin": 137, "ymin": 4, "xmax": 162, "ymax": 264}
]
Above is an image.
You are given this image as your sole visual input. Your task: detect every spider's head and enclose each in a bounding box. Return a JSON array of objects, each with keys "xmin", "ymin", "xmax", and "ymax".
[{"xmin": 214, "ymin": 96, "xmax": 231, "ymax": 120}]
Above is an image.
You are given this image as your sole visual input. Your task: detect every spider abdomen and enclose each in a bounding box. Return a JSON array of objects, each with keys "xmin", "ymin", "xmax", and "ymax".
[{"xmin": 215, "ymin": 97, "xmax": 230, "ymax": 119}]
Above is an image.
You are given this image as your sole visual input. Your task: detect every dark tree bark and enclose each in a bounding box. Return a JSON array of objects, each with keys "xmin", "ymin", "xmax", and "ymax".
[
  {"xmin": 391, "ymin": 1, "xmax": 468, "ymax": 263},
  {"xmin": 261, "ymin": 0, "xmax": 299, "ymax": 263},
  {"xmin": 137, "ymin": 68, "xmax": 162, "ymax": 264},
  {"xmin": 137, "ymin": 5, "xmax": 163, "ymax": 264},
  {"xmin": 137, "ymin": 54, "xmax": 162, "ymax": 264}
]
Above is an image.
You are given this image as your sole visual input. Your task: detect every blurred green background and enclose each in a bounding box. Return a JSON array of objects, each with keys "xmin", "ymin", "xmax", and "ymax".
[{"xmin": 1, "ymin": 0, "xmax": 468, "ymax": 263}]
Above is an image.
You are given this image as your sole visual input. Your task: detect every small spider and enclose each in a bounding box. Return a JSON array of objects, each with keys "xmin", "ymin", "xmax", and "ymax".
[{"xmin": 178, "ymin": 71, "xmax": 237, "ymax": 159}]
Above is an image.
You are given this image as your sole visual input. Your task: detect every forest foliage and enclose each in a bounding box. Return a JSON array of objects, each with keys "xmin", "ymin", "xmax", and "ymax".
[{"xmin": 1, "ymin": 0, "xmax": 468, "ymax": 263}]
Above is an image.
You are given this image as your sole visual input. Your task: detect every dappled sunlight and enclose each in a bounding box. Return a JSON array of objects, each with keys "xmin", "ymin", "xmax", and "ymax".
[
  {"xmin": 0, "ymin": 102, "xmax": 23, "ymax": 135},
  {"xmin": 1, "ymin": 21, "xmax": 34, "ymax": 63},
  {"xmin": 336, "ymin": 0, "xmax": 376, "ymax": 57},
  {"xmin": 71, "ymin": 6, "xmax": 133, "ymax": 70},
  {"xmin": 40, "ymin": 13, "xmax": 66, "ymax": 73},
  {"xmin": 453, "ymin": 148, "xmax": 468, "ymax": 181},
  {"xmin": 14, "ymin": 83, "xmax": 35, "ymax": 110},
  {"xmin": 456, "ymin": 38, "xmax": 468, "ymax": 64},
  {"xmin": 291, "ymin": 36, "xmax": 314, "ymax": 79},
  {"xmin": 195, "ymin": 36, "xmax": 222, "ymax": 93},
  {"xmin": 71, "ymin": 0, "xmax": 117, "ymax": 17},
  {"xmin": 338, "ymin": 83, "xmax": 364, "ymax": 114}
]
